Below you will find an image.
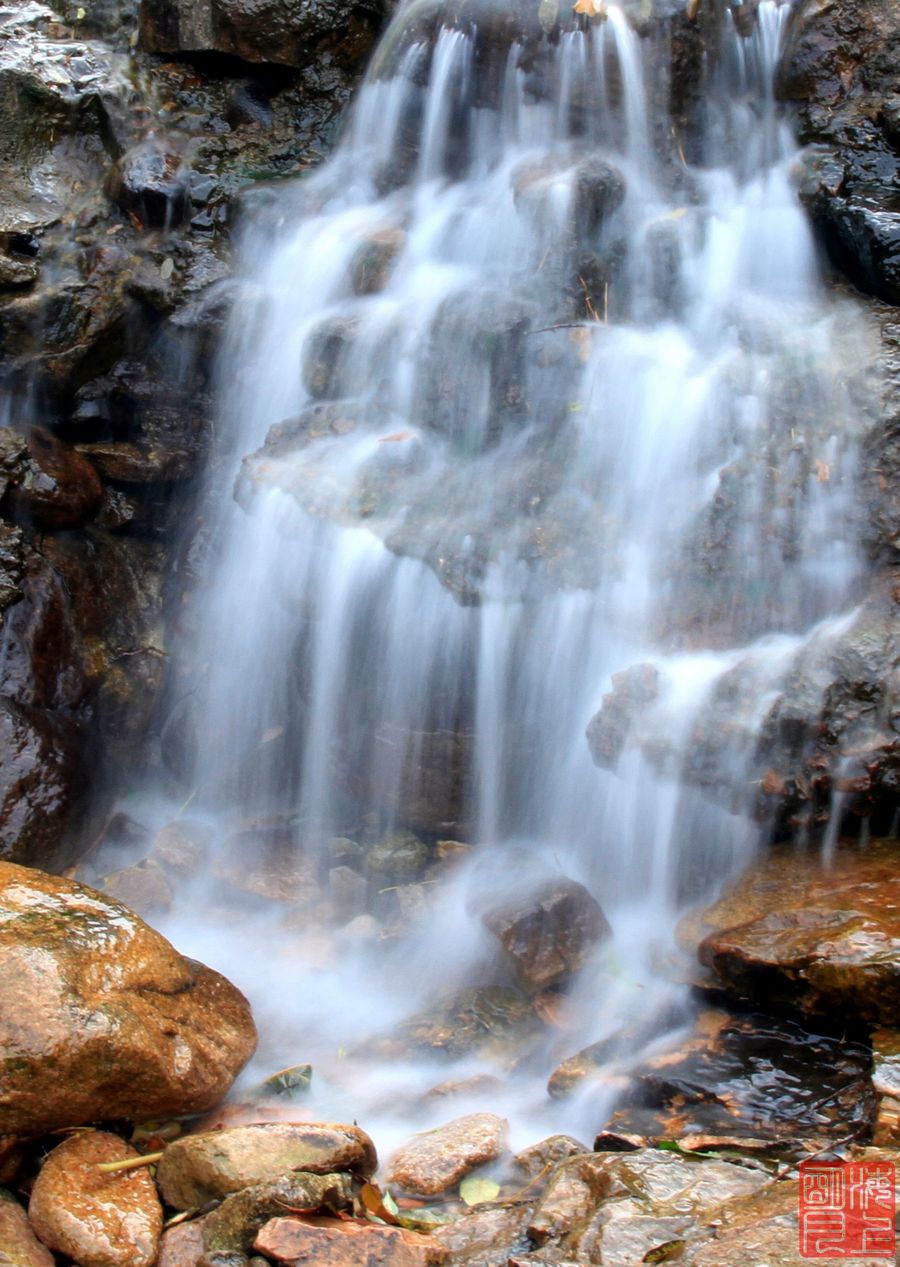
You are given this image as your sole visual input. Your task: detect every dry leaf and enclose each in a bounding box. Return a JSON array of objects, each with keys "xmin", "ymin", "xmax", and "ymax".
[
  {"xmin": 815, "ymin": 459, "xmax": 831, "ymax": 482},
  {"xmin": 378, "ymin": 430, "xmax": 414, "ymax": 443},
  {"xmin": 260, "ymin": 725, "xmax": 285, "ymax": 745},
  {"xmin": 459, "ymin": 1176, "xmax": 501, "ymax": 1206},
  {"xmin": 573, "ymin": 0, "xmax": 606, "ymax": 16}
]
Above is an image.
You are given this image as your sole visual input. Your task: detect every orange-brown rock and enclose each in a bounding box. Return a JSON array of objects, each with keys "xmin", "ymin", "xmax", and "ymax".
[
  {"xmin": 690, "ymin": 840, "xmax": 900, "ymax": 1024},
  {"xmin": 386, "ymin": 1113, "xmax": 508, "ymax": 1196},
  {"xmin": 254, "ymin": 1216, "xmax": 448, "ymax": 1267},
  {"xmin": 0, "ymin": 862, "xmax": 256, "ymax": 1133},
  {"xmin": 28, "ymin": 1131, "xmax": 163, "ymax": 1267},
  {"xmin": 156, "ymin": 1122, "xmax": 377, "ymax": 1210},
  {"xmin": 0, "ymin": 1191, "xmax": 54, "ymax": 1267}
]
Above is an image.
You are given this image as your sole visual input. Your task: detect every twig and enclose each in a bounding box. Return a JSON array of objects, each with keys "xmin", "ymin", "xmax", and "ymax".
[
  {"xmin": 524, "ymin": 321, "xmax": 594, "ymax": 337},
  {"xmin": 97, "ymin": 1151, "xmax": 163, "ymax": 1174}
]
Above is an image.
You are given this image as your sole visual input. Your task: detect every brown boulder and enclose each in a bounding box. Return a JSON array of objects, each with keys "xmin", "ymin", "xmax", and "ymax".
[
  {"xmin": 0, "ymin": 862, "xmax": 256, "ymax": 1133},
  {"xmin": 156, "ymin": 1122, "xmax": 377, "ymax": 1210},
  {"xmin": 254, "ymin": 1216, "xmax": 447, "ymax": 1267},
  {"xmin": 158, "ymin": 1217, "xmax": 206, "ymax": 1267},
  {"xmin": 28, "ymin": 1131, "xmax": 163, "ymax": 1267},
  {"xmin": 7, "ymin": 427, "xmax": 102, "ymax": 531},
  {"xmin": 483, "ymin": 879, "xmax": 611, "ymax": 993},
  {"xmin": 691, "ymin": 840, "xmax": 900, "ymax": 1024},
  {"xmin": 386, "ymin": 1113, "xmax": 508, "ymax": 1197},
  {"xmin": 0, "ymin": 1192, "xmax": 53, "ymax": 1267}
]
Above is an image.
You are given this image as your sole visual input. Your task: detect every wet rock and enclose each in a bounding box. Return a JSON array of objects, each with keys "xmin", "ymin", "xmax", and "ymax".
[
  {"xmin": 10, "ymin": 428, "xmax": 101, "ymax": 530},
  {"xmin": 691, "ymin": 840, "xmax": 900, "ymax": 1025},
  {"xmin": 254, "ymin": 1216, "xmax": 448, "ymax": 1267},
  {"xmin": 213, "ymin": 829, "xmax": 320, "ymax": 907},
  {"xmin": 0, "ymin": 861, "xmax": 256, "ymax": 1133},
  {"xmin": 513, "ymin": 1135, "xmax": 589, "ymax": 1181},
  {"xmin": 0, "ymin": 698, "xmax": 81, "ymax": 867},
  {"xmin": 778, "ymin": 0, "xmax": 900, "ymax": 305},
  {"xmin": 482, "ymin": 879, "xmax": 611, "ymax": 994},
  {"xmin": 0, "ymin": 522, "xmax": 25, "ymax": 614},
  {"xmin": 0, "ymin": 254, "xmax": 38, "ymax": 290},
  {"xmin": 139, "ymin": 0, "xmax": 390, "ymax": 69},
  {"xmin": 586, "ymin": 663, "xmax": 661, "ymax": 770},
  {"xmin": 156, "ymin": 1122, "xmax": 377, "ymax": 1210},
  {"xmin": 76, "ymin": 440, "xmax": 191, "ymax": 484},
  {"xmin": 200, "ymin": 1171, "xmax": 355, "ymax": 1266},
  {"xmin": 152, "ymin": 818, "xmax": 214, "ymax": 878},
  {"xmin": 108, "ymin": 141, "xmax": 189, "ymax": 228},
  {"xmin": 425, "ymin": 1074, "xmax": 504, "ymax": 1104},
  {"xmin": 527, "ymin": 1155, "xmax": 615, "ymax": 1245},
  {"xmin": 366, "ymin": 828, "xmax": 429, "ymax": 880},
  {"xmin": 28, "ymin": 1130, "xmax": 163, "ymax": 1267},
  {"xmin": 0, "ymin": 1191, "xmax": 54, "ymax": 1267},
  {"xmin": 158, "ymin": 1217, "xmax": 207, "ymax": 1267},
  {"xmin": 301, "ymin": 314, "xmax": 359, "ymax": 399},
  {"xmin": 597, "ymin": 1011, "xmax": 875, "ymax": 1153},
  {"xmin": 350, "ymin": 226, "xmax": 405, "ymax": 295},
  {"xmin": 431, "ymin": 1205, "xmax": 533, "ymax": 1267},
  {"xmin": 328, "ymin": 864, "xmax": 368, "ymax": 922},
  {"xmin": 386, "ymin": 1113, "xmax": 508, "ymax": 1197},
  {"xmin": 871, "ymin": 1028, "xmax": 900, "ymax": 1145},
  {"xmin": 392, "ymin": 986, "xmax": 539, "ymax": 1061},
  {"xmin": 102, "ymin": 857, "xmax": 175, "ymax": 919}
]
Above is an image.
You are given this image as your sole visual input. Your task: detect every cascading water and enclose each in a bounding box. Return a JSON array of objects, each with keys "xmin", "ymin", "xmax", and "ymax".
[{"xmin": 125, "ymin": 0, "xmax": 874, "ymax": 1148}]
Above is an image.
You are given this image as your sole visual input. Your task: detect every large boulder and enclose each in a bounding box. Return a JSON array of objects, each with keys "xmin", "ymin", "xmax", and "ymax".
[
  {"xmin": 0, "ymin": 862, "xmax": 256, "ymax": 1133},
  {"xmin": 139, "ymin": 0, "xmax": 392, "ymax": 69}
]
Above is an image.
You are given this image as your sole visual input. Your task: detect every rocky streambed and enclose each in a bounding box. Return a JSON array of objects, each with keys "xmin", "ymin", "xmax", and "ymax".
[{"xmin": 0, "ymin": 847, "xmax": 898, "ymax": 1267}]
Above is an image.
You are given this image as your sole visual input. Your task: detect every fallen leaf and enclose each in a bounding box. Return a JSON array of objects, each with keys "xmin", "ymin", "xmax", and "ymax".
[
  {"xmin": 815, "ymin": 459, "xmax": 831, "ymax": 482},
  {"xmin": 259, "ymin": 725, "xmax": 286, "ymax": 745},
  {"xmin": 378, "ymin": 430, "xmax": 414, "ymax": 443},
  {"xmin": 573, "ymin": 0, "xmax": 606, "ymax": 15},
  {"xmin": 360, "ymin": 1183, "xmax": 403, "ymax": 1226},
  {"xmin": 459, "ymin": 1176, "xmax": 501, "ymax": 1207}
]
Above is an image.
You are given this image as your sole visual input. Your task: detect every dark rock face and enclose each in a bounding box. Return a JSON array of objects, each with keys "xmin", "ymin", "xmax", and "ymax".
[
  {"xmin": 778, "ymin": 0, "xmax": 900, "ymax": 304},
  {"xmin": 139, "ymin": 0, "xmax": 392, "ymax": 68},
  {"xmin": 0, "ymin": 0, "xmax": 385, "ymax": 866}
]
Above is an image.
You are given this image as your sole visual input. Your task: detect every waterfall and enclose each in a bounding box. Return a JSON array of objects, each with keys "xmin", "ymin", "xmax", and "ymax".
[{"xmin": 137, "ymin": 0, "xmax": 872, "ymax": 1147}]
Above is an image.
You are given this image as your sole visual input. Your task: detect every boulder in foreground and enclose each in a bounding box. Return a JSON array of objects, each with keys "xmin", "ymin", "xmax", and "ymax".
[{"xmin": 0, "ymin": 862, "xmax": 256, "ymax": 1134}]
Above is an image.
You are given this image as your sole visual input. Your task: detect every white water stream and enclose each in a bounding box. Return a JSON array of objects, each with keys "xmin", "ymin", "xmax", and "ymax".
[{"xmin": 119, "ymin": 0, "xmax": 873, "ymax": 1152}]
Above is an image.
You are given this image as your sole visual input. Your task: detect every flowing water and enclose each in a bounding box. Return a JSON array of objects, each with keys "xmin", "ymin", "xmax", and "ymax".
[{"xmin": 119, "ymin": 0, "xmax": 874, "ymax": 1149}]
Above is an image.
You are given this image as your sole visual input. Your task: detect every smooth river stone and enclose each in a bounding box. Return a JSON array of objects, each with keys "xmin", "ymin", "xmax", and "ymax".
[
  {"xmin": 386, "ymin": 1112, "xmax": 508, "ymax": 1196},
  {"xmin": 28, "ymin": 1131, "xmax": 163, "ymax": 1267}
]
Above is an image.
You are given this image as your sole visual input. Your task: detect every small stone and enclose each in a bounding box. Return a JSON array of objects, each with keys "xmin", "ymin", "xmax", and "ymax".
[
  {"xmin": 386, "ymin": 1113, "xmax": 508, "ymax": 1197},
  {"xmin": 201, "ymin": 1172, "xmax": 355, "ymax": 1264},
  {"xmin": 366, "ymin": 830, "xmax": 429, "ymax": 880},
  {"xmin": 513, "ymin": 1135, "xmax": 589, "ymax": 1180},
  {"xmin": 0, "ymin": 1191, "xmax": 54, "ymax": 1267},
  {"xmin": 156, "ymin": 1122, "xmax": 377, "ymax": 1210},
  {"xmin": 153, "ymin": 820, "xmax": 214, "ymax": 878},
  {"xmin": 254, "ymin": 1216, "xmax": 447, "ymax": 1267},
  {"xmin": 328, "ymin": 865, "xmax": 367, "ymax": 923},
  {"xmin": 158, "ymin": 1217, "xmax": 206, "ymax": 1267},
  {"xmin": 28, "ymin": 1131, "xmax": 163, "ymax": 1267},
  {"xmin": 102, "ymin": 858, "xmax": 174, "ymax": 919}
]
